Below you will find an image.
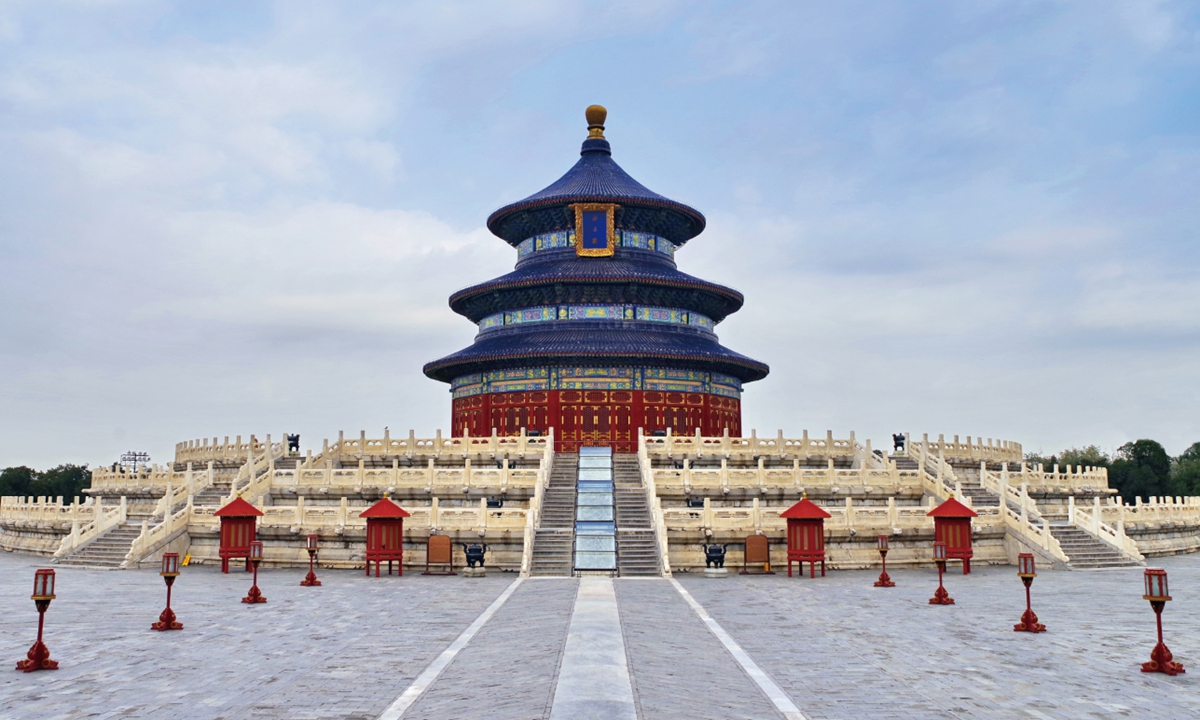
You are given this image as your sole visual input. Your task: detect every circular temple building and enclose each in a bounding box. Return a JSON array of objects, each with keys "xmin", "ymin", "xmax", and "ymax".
[{"xmin": 424, "ymin": 106, "xmax": 769, "ymax": 452}]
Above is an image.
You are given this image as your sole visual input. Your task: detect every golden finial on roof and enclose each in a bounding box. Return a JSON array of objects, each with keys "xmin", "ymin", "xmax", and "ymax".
[
  {"xmin": 586, "ymin": 105, "xmax": 607, "ymax": 138},
  {"xmin": 237, "ymin": 491, "xmax": 243, "ymax": 498}
]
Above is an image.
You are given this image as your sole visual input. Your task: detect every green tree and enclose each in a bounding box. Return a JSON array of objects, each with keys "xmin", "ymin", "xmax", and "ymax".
[
  {"xmin": 0, "ymin": 466, "xmax": 38, "ymax": 497},
  {"xmin": 1170, "ymin": 442, "xmax": 1200, "ymax": 496},
  {"xmin": 1109, "ymin": 440, "xmax": 1172, "ymax": 503},
  {"xmin": 33, "ymin": 464, "xmax": 91, "ymax": 502},
  {"xmin": 1058, "ymin": 445, "xmax": 1110, "ymax": 469}
]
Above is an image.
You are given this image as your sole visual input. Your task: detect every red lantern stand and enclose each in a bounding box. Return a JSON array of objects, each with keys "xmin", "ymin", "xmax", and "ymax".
[
  {"xmin": 1142, "ymin": 568, "xmax": 1184, "ymax": 675},
  {"xmin": 1012, "ymin": 553, "xmax": 1045, "ymax": 632},
  {"xmin": 241, "ymin": 540, "xmax": 267, "ymax": 604},
  {"xmin": 927, "ymin": 497, "xmax": 977, "ymax": 574},
  {"xmin": 300, "ymin": 533, "xmax": 322, "ymax": 587},
  {"xmin": 874, "ymin": 535, "xmax": 895, "ymax": 587},
  {"xmin": 214, "ymin": 496, "xmax": 264, "ymax": 573},
  {"xmin": 151, "ymin": 552, "xmax": 184, "ymax": 631},
  {"xmin": 361, "ymin": 496, "xmax": 410, "ymax": 577},
  {"xmin": 781, "ymin": 497, "xmax": 830, "ymax": 578},
  {"xmin": 929, "ymin": 541, "xmax": 954, "ymax": 605},
  {"xmin": 15, "ymin": 569, "xmax": 58, "ymax": 672}
]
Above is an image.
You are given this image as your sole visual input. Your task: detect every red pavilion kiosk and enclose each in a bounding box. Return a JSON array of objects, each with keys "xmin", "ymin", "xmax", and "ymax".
[
  {"xmin": 360, "ymin": 496, "xmax": 410, "ymax": 577},
  {"xmin": 782, "ymin": 496, "xmax": 830, "ymax": 578},
  {"xmin": 927, "ymin": 497, "xmax": 978, "ymax": 574},
  {"xmin": 214, "ymin": 495, "xmax": 263, "ymax": 573}
]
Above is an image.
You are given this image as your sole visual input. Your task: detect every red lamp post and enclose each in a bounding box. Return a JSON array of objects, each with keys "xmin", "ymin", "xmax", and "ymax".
[
  {"xmin": 874, "ymin": 534, "xmax": 895, "ymax": 587},
  {"xmin": 151, "ymin": 552, "xmax": 184, "ymax": 631},
  {"xmin": 1012, "ymin": 553, "xmax": 1045, "ymax": 633},
  {"xmin": 300, "ymin": 533, "xmax": 322, "ymax": 587},
  {"xmin": 15, "ymin": 569, "xmax": 59, "ymax": 672},
  {"xmin": 928, "ymin": 541, "xmax": 954, "ymax": 605},
  {"xmin": 1141, "ymin": 568, "xmax": 1184, "ymax": 675},
  {"xmin": 241, "ymin": 540, "xmax": 267, "ymax": 604}
]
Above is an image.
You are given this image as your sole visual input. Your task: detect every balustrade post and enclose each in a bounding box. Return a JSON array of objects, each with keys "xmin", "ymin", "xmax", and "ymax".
[
  {"xmin": 703, "ymin": 497, "xmax": 712, "ymax": 532},
  {"xmin": 1068, "ymin": 495, "xmax": 1075, "ymax": 520},
  {"xmin": 338, "ymin": 497, "xmax": 348, "ymax": 526},
  {"xmin": 1093, "ymin": 496, "xmax": 1102, "ymax": 534},
  {"xmin": 827, "ymin": 458, "xmax": 835, "ymax": 485},
  {"xmin": 720, "ymin": 458, "xmax": 729, "ymax": 490},
  {"xmin": 845, "ymin": 497, "xmax": 854, "ymax": 530},
  {"xmin": 792, "ymin": 458, "xmax": 800, "ymax": 488},
  {"xmin": 357, "ymin": 458, "xmax": 365, "ymax": 491},
  {"xmin": 431, "ymin": 497, "xmax": 440, "ymax": 528},
  {"xmin": 296, "ymin": 496, "xmax": 304, "ymax": 526},
  {"xmin": 756, "ymin": 457, "xmax": 765, "ymax": 490},
  {"xmin": 752, "ymin": 496, "xmax": 762, "ymax": 533},
  {"xmin": 464, "ymin": 458, "xmax": 473, "ymax": 490},
  {"xmin": 888, "ymin": 496, "xmax": 897, "ymax": 526}
]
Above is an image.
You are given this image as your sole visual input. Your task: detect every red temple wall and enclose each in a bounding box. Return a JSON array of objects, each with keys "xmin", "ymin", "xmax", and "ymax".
[{"xmin": 451, "ymin": 389, "xmax": 741, "ymax": 453}]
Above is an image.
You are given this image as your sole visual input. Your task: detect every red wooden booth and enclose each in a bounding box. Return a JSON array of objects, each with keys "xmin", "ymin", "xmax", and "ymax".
[
  {"xmin": 927, "ymin": 497, "xmax": 978, "ymax": 574},
  {"xmin": 214, "ymin": 496, "xmax": 264, "ymax": 573},
  {"xmin": 360, "ymin": 497, "xmax": 411, "ymax": 577},
  {"xmin": 782, "ymin": 497, "xmax": 831, "ymax": 578}
]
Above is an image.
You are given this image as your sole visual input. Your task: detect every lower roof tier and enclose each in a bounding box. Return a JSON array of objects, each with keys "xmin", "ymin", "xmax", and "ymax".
[
  {"xmin": 423, "ymin": 323, "xmax": 769, "ymax": 384},
  {"xmin": 449, "ymin": 248, "xmax": 744, "ymax": 323}
]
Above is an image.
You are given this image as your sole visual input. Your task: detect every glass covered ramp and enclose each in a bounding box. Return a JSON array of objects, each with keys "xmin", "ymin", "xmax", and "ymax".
[{"xmin": 574, "ymin": 447, "xmax": 616, "ymax": 572}]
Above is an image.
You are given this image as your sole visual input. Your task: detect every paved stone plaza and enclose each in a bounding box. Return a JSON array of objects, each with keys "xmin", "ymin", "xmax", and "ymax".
[{"xmin": 1, "ymin": 551, "xmax": 1197, "ymax": 720}]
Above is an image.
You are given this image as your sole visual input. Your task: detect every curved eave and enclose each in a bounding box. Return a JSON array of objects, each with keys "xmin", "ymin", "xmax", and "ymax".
[
  {"xmin": 487, "ymin": 196, "xmax": 706, "ymax": 248},
  {"xmin": 422, "ymin": 326, "xmax": 769, "ymax": 385},
  {"xmin": 448, "ymin": 253, "xmax": 745, "ymax": 323}
]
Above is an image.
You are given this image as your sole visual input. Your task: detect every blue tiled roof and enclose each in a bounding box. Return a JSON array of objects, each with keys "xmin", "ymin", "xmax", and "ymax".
[
  {"xmin": 449, "ymin": 249, "xmax": 744, "ymax": 323},
  {"xmin": 487, "ymin": 138, "xmax": 706, "ymax": 247},
  {"xmin": 423, "ymin": 323, "xmax": 769, "ymax": 384}
]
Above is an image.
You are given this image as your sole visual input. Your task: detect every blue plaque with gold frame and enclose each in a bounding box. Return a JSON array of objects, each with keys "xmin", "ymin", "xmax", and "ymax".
[{"xmin": 572, "ymin": 203, "xmax": 618, "ymax": 257}]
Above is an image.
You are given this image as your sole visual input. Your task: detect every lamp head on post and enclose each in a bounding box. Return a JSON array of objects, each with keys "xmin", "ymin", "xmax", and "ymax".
[
  {"xmin": 933, "ymin": 541, "xmax": 947, "ymax": 564},
  {"xmin": 249, "ymin": 540, "xmax": 264, "ymax": 566},
  {"xmin": 1017, "ymin": 553, "xmax": 1036, "ymax": 579},
  {"xmin": 161, "ymin": 552, "xmax": 180, "ymax": 586},
  {"xmin": 877, "ymin": 535, "xmax": 889, "ymax": 552},
  {"xmin": 1144, "ymin": 568, "xmax": 1170, "ymax": 603},
  {"xmin": 307, "ymin": 534, "xmax": 319, "ymax": 553},
  {"xmin": 32, "ymin": 568, "xmax": 56, "ymax": 613}
]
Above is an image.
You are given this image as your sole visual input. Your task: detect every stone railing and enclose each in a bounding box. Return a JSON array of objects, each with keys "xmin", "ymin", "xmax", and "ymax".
[
  {"xmin": 1107, "ymin": 496, "xmax": 1200, "ymax": 525},
  {"xmin": 660, "ymin": 496, "xmax": 1004, "ymax": 536},
  {"xmin": 1, "ymin": 495, "xmax": 95, "ymax": 524},
  {"xmin": 990, "ymin": 463, "xmax": 1112, "ymax": 495},
  {"xmin": 265, "ymin": 460, "xmax": 541, "ymax": 499},
  {"xmin": 641, "ymin": 429, "xmax": 859, "ymax": 461},
  {"xmin": 520, "ymin": 430, "xmax": 554, "ymax": 576},
  {"xmin": 147, "ymin": 463, "xmax": 217, "ymax": 518},
  {"xmin": 322, "ymin": 428, "xmax": 550, "ymax": 463},
  {"xmin": 649, "ymin": 458, "xmax": 923, "ymax": 497},
  {"xmin": 90, "ymin": 464, "xmax": 182, "ymax": 492},
  {"xmin": 54, "ymin": 497, "xmax": 127, "ymax": 558},
  {"xmin": 638, "ymin": 440, "xmax": 673, "ymax": 577},
  {"xmin": 909, "ymin": 434, "xmax": 1023, "ymax": 465},
  {"xmin": 186, "ymin": 497, "xmax": 528, "ymax": 535},
  {"xmin": 998, "ymin": 497, "xmax": 1069, "ymax": 563},
  {"xmin": 174, "ymin": 434, "xmax": 280, "ymax": 465}
]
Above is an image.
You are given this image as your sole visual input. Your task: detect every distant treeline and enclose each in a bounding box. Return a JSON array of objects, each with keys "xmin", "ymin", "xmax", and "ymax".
[
  {"xmin": 0, "ymin": 465, "xmax": 92, "ymax": 502},
  {"xmin": 1028, "ymin": 440, "xmax": 1200, "ymax": 504}
]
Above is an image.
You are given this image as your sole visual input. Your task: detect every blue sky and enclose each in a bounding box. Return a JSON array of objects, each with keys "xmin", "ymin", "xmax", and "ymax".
[{"xmin": 1, "ymin": 0, "xmax": 1199, "ymax": 467}]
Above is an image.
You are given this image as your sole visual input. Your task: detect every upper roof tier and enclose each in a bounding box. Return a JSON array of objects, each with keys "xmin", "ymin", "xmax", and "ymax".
[{"xmin": 486, "ymin": 106, "xmax": 706, "ymax": 247}]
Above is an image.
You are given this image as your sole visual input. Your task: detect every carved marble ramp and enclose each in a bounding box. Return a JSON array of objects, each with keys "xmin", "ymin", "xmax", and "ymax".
[{"xmin": 549, "ymin": 577, "xmax": 638, "ymax": 720}]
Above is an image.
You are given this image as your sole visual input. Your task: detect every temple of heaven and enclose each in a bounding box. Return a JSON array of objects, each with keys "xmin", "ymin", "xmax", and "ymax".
[{"xmin": 424, "ymin": 106, "xmax": 769, "ymax": 452}]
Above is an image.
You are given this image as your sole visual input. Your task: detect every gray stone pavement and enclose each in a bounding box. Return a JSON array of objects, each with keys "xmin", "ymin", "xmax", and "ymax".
[
  {"xmin": 2, "ymin": 550, "xmax": 1199, "ymax": 719},
  {"xmin": 616, "ymin": 578, "xmax": 785, "ymax": 720},
  {"xmin": 680, "ymin": 557, "xmax": 1200, "ymax": 719}
]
